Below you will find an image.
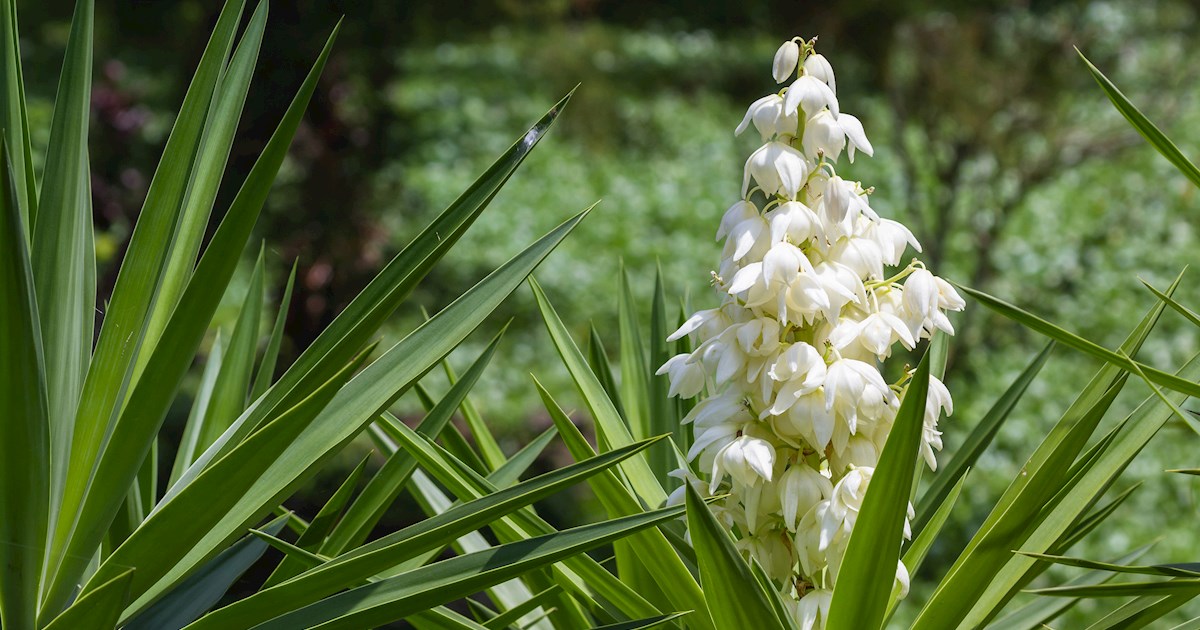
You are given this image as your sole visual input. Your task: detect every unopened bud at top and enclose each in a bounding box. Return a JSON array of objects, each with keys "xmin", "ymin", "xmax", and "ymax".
[{"xmin": 773, "ymin": 39, "xmax": 801, "ymax": 84}]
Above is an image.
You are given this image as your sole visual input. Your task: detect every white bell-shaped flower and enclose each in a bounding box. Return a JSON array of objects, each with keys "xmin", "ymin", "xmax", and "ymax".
[
  {"xmin": 778, "ymin": 464, "xmax": 833, "ymax": 529},
  {"xmin": 716, "ymin": 199, "xmax": 759, "ymax": 241},
  {"xmin": 743, "ymin": 141, "xmax": 811, "ymax": 199},
  {"xmin": 736, "ymin": 94, "xmax": 799, "ymax": 140},
  {"xmin": 803, "ymin": 52, "xmax": 836, "ymax": 92},
  {"xmin": 820, "ymin": 175, "xmax": 858, "ymax": 224},
  {"xmin": 827, "ymin": 233, "xmax": 885, "ymax": 280},
  {"xmin": 738, "ymin": 531, "xmax": 794, "ymax": 583},
  {"xmin": 766, "ymin": 200, "xmax": 822, "ymax": 245},
  {"xmin": 783, "ymin": 75, "xmax": 839, "ymax": 119},
  {"xmin": 824, "ymin": 358, "xmax": 891, "ymax": 435},
  {"xmin": 902, "ymin": 268, "xmax": 955, "ymax": 338},
  {"xmin": 734, "ymin": 318, "xmax": 784, "ymax": 382},
  {"xmin": 818, "ymin": 466, "xmax": 872, "ymax": 551},
  {"xmin": 864, "ymin": 218, "xmax": 922, "ymax": 266},
  {"xmin": 828, "ymin": 434, "xmax": 880, "ymax": 473},
  {"xmin": 766, "ymin": 342, "xmax": 827, "ymax": 415},
  {"xmin": 656, "ymin": 353, "xmax": 706, "ymax": 398},
  {"xmin": 828, "ymin": 311, "xmax": 917, "ymax": 360},
  {"xmin": 711, "ymin": 435, "xmax": 777, "ymax": 491},
  {"xmin": 684, "ymin": 391, "xmax": 752, "ymax": 461},
  {"xmin": 667, "ymin": 306, "xmax": 732, "ymax": 343},
  {"xmin": 665, "ymin": 466, "xmax": 705, "ymax": 508},
  {"xmin": 895, "ymin": 561, "xmax": 911, "ymax": 600},
  {"xmin": 802, "ymin": 110, "xmax": 846, "ymax": 160},
  {"xmin": 920, "ymin": 375, "xmax": 953, "ymax": 470},
  {"xmin": 837, "ymin": 113, "xmax": 874, "ymax": 161},
  {"xmin": 934, "ymin": 275, "xmax": 967, "ymax": 311},
  {"xmin": 725, "ymin": 213, "xmax": 770, "ymax": 262},
  {"xmin": 791, "ymin": 589, "xmax": 833, "ymax": 630}
]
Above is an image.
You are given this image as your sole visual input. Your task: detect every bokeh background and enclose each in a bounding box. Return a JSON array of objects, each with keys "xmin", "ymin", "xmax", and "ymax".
[{"xmin": 21, "ymin": 0, "xmax": 1200, "ymax": 623}]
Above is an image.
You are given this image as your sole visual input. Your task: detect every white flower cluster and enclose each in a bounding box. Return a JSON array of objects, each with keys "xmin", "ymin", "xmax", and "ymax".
[{"xmin": 659, "ymin": 37, "xmax": 964, "ymax": 628}]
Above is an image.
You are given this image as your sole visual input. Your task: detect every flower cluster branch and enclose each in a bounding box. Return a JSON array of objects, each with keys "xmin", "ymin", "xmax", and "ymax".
[{"xmin": 659, "ymin": 36, "xmax": 964, "ymax": 629}]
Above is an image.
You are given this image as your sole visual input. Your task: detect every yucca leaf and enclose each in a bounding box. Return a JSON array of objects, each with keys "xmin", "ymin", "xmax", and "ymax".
[
  {"xmin": 618, "ymin": 264, "xmax": 650, "ymax": 439},
  {"xmin": 685, "ymin": 483, "xmax": 782, "ymax": 630},
  {"xmin": 323, "ymin": 329, "xmax": 506, "ymax": 555},
  {"xmin": 262, "ymin": 452, "xmax": 372, "ymax": 588},
  {"xmin": 1053, "ymin": 483, "xmax": 1140, "ymax": 553},
  {"xmin": 914, "ymin": 378, "xmax": 1124, "ymax": 628},
  {"xmin": 1079, "ymin": 50, "xmax": 1200, "ymax": 189},
  {"xmin": 133, "ymin": 0, "xmax": 267, "ymax": 378},
  {"xmin": 294, "ymin": 453, "xmax": 371, "ymax": 552},
  {"xmin": 1028, "ymin": 580, "xmax": 1200, "ymax": 598},
  {"xmin": 531, "ymin": 277, "xmax": 667, "ymax": 507},
  {"xmin": 187, "ymin": 431, "xmax": 664, "ymax": 628},
  {"xmin": 1019, "ymin": 553, "xmax": 1200, "ymax": 577},
  {"xmin": 828, "ymin": 351, "xmax": 930, "ymax": 630},
  {"xmin": 480, "ymin": 586, "xmax": 563, "ymax": 630},
  {"xmin": 195, "ymin": 247, "xmax": 265, "ymax": 454},
  {"xmin": 1085, "ymin": 592, "xmax": 1194, "ymax": 630},
  {"xmin": 588, "ymin": 324, "xmax": 628, "ymax": 420},
  {"xmin": 42, "ymin": 569, "xmax": 133, "ymax": 630},
  {"xmin": 538, "ymin": 365, "xmax": 663, "ymax": 610},
  {"xmin": 429, "ymin": 407, "xmax": 491, "ymax": 475},
  {"xmin": 907, "ymin": 470, "xmax": 967, "ymax": 578},
  {"xmin": 251, "ymin": 529, "xmax": 330, "ymax": 569},
  {"xmin": 175, "ymin": 93, "xmax": 577, "ymax": 488},
  {"xmin": 465, "ymin": 598, "xmax": 499, "ymax": 624},
  {"xmin": 912, "ymin": 282, "xmax": 1176, "ymax": 629},
  {"xmin": 369, "ymin": 412, "xmax": 661, "ymax": 625},
  {"xmin": 411, "ymin": 606, "xmax": 492, "ymax": 630},
  {"xmin": 491, "ymin": 425, "xmax": 559, "ymax": 488},
  {"xmin": 1172, "ymin": 615, "xmax": 1200, "ymax": 630},
  {"xmin": 648, "ymin": 264, "xmax": 681, "ymax": 483},
  {"xmin": 956, "ymin": 353, "xmax": 1200, "ymax": 626},
  {"xmin": 534, "ymin": 378, "xmax": 715, "ymax": 630},
  {"xmin": 123, "ymin": 514, "xmax": 291, "ymax": 630},
  {"xmin": 86, "ymin": 342, "xmax": 372, "ymax": 621},
  {"xmin": 405, "ymin": 469, "xmax": 549, "ymax": 630},
  {"xmin": 170, "ymin": 332, "xmax": 227, "ymax": 485},
  {"xmin": 913, "ymin": 341, "xmax": 1053, "ymax": 534},
  {"xmin": 0, "ymin": 141, "xmax": 50, "ymax": 630},
  {"xmin": 253, "ymin": 503, "xmax": 687, "ymax": 630},
  {"xmin": 65, "ymin": 0, "xmax": 245, "ymax": 540},
  {"xmin": 42, "ymin": 22, "xmax": 341, "ymax": 615},
  {"xmin": 595, "ymin": 612, "xmax": 691, "ymax": 630},
  {"xmin": 30, "ymin": 0, "xmax": 95, "ymax": 574},
  {"xmin": 0, "ymin": 0, "xmax": 36, "ymax": 234},
  {"xmin": 958, "ymin": 283, "xmax": 1200, "ymax": 398},
  {"xmin": 442, "ymin": 358, "xmax": 507, "ymax": 471},
  {"xmin": 988, "ymin": 544, "xmax": 1154, "ymax": 630},
  {"xmin": 250, "ymin": 260, "xmax": 296, "ymax": 401}
]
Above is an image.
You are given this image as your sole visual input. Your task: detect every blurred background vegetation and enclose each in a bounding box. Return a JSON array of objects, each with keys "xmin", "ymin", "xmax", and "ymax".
[{"xmin": 21, "ymin": 0, "xmax": 1200, "ymax": 621}]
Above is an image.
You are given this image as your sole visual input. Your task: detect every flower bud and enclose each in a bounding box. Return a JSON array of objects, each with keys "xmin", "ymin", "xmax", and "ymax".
[
  {"xmin": 773, "ymin": 40, "xmax": 801, "ymax": 84},
  {"xmin": 803, "ymin": 53, "xmax": 837, "ymax": 93}
]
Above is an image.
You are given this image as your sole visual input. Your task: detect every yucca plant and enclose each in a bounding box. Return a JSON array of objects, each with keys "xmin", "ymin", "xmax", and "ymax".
[
  {"xmin": 0, "ymin": 0, "xmax": 710, "ymax": 628},
  {"xmin": 502, "ymin": 41, "xmax": 1200, "ymax": 630},
  {"xmin": 7, "ymin": 0, "xmax": 1200, "ymax": 627}
]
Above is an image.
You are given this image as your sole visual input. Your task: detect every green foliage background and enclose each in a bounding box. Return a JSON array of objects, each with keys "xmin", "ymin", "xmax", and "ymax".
[{"xmin": 15, "ymin": 0, "xmax": 1200, "ymax": 621}]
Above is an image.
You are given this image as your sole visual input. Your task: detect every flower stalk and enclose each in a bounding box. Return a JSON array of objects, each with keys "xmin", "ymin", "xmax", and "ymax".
[{"xmin": 660, "ymin": 35, "xmax": 964, "ymax": 628}]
